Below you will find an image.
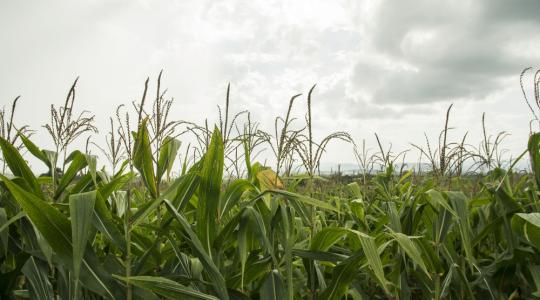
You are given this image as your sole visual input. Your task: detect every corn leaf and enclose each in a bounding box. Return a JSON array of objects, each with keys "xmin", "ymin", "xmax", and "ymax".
[
  {"xmin": 310, "ymin": 227, "xmax": 350, "ymax": 252},
  {"xmin": 390, "ymin": 232, "xmax": 430, "ymax": 278},
  {"xmin": 21, "ymin": 257, "xmax": 54, "ymax": 300},
  {"xmin": 54, "ymin": 150, "xmax": 88, "ymax": 199},
  {"xmin": 114, "ymin": 275, "xmax": 218, "ymax": 300},
  {"xmin": 219, "ymin": 179, "xmax": 256, "ymax": 220},
  {"xmin": 320, "ymin": 253, "xmax": 363, "ymax": 300},
  {"xmin": 260, "ymin": 269, "xmax": 286, "ymax": 300},
  {"xmin": 356, "ymin": 232, "xmax": 388, "ymax": 294},
  {"xmin": 0, "ymin": 136, "xmax": 43, "ymax": 197},
  {"xmin": 512, "ymin": 213, "xmax": 540, "ymax": 251},
  {"xmin": 133, "ymin": 118, "xmax": 158, "ymax": 198},
  {"xmin": 156, "ymin": 136, "xmax": 181, "ymax": 182},
  {"xmin": 0, "ymin": 175, "xmax": 117, "ymax": 299},
  {"xmin": 197, "ymin": 126, "xmax": 224, "ymax": 255},
  {"xmin": 69, "ymin": 191, "xmax": 96, "ymax": 280},
  {"xmin": 163, "ymin": 199, "xmax": 229, "ymax": 300}
]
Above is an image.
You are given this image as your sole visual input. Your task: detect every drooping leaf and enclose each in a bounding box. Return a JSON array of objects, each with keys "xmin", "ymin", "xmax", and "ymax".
[
  {"xmin": 390, "ymin": 232, "xmax": 430, "ymax": 278},
  {"xmin": 0, "ymin": 208, "xmax": 26, "ymax": 233},
  {"xmin": 356, "ymin": 232, "xmax": 388, "ymax": 293},
  {"xmin": 18, "ymin": 133, "xmax": 50, "ymax": 167},
  {"xmin": 426, "ymin": 189, "xmax": 457, "ymax": 218},
  {"xmin": 512, "ymin": 213, "xmax": 540, "ymax": 251},
  {"xmin": 1, "ymin": 174, "xmax": 72, "ymax": 257},
  {"xmin": 263, "ymin": 189, "xmax": 339, "ymax": 213},
  {"xmin": 0, "ymin": 137, "xmax": 43, "ymax": 197},
  {"xmin": 114, "ymin": 275, "xmax": 218, "ymax": 300}
]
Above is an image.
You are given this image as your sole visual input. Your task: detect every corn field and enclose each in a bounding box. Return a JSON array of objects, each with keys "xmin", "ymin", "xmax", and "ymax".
[{"xmin": 2, "ymin": 69, "xmax": 540, "ymax": 300}]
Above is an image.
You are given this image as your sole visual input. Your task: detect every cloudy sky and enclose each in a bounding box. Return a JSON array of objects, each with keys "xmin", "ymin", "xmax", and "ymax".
[{"xmin": 1, "ymin": 0, "xmax": 539, "ymax": 169}]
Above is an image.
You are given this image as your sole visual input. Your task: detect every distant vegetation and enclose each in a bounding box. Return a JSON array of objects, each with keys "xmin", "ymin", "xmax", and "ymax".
[{"xmin": 1, "ymin": 68, "xmax": 540, "ymax": 299}]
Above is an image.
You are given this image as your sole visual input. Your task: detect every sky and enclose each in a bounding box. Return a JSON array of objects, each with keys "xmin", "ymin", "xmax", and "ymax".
[{"xmin": 1, "ymin": 0, "xmax": 540, "ymax": 171}]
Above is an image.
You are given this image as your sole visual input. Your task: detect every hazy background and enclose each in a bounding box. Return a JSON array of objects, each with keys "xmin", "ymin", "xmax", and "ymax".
[{"xmin": 1, "ymin": 0, "xmax": 539, "ymax": 171}]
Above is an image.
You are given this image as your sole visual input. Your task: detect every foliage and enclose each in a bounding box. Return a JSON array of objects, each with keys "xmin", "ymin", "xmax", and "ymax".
[{"xmin": 1, "ymin": 71, "xmax": 539, "ymax": 300}]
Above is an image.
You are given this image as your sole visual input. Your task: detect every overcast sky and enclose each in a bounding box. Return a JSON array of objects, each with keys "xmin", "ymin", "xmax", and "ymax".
[{"xmin": 1, "ymin": 0, "xmax": 540, "ymax": 169}]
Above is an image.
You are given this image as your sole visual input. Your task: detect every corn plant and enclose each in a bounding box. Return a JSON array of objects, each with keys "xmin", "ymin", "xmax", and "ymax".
[{"xmin": 1, "ymin": 73, "xmax": 540, "ymax": 300}]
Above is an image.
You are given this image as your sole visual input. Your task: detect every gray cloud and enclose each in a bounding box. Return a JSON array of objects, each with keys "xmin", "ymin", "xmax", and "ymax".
[{"xmin": 350, "ymin": 0, "xmax": 540, "ymax": 106}]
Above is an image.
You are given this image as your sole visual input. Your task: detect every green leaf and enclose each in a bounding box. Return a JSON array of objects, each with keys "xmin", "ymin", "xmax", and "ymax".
[
  {"xmin": 238, "ymin": 215, "xmax": 248, "ymax": 291},
  {"xmin": 528, "ymin": 133, "xmax": 540, "ymax": 188},
  {"xmin": 70, "ymin": 191, "xmax": 96, "ymax": 280},
  {"xmin": 356, "ymin": 232, "xmax": 388, "ymax": 293},
  {"xmin": 390, "ymin": 232, "xmax": 430, "ymax": 278},
  {"xmin": 18, "ymin": 133, "xmax": 50, "ymax": 167},
  {"xmin": 114, "ymin": 275, "xmax": 218, "ymax": 300},
  {"xmin": 132, "ymin": 174, "xmax": 185, "ymax": 227},
  {"xmin": 426, "ymin": 189, "xmax": 457, "ymax": 218},
  {"xmin": 170, "ymin": 172, "xmax": 200, "ymax": 212},
  {"xmin": 528, "ymin": 265, "xmax": 540, "ymax": 297},
  {"xmin": 0, "ymin": 175, "xmax": 117, "ymax": 299},
  {"xmin": 512, "ymin": 213, "xmax": 540, "ymax": 251},
  {"xmin": 263, "ymin": 189, "xmax": 339, "ymax": 213},
  {"xmin": 0, "ymin": 210, "xmax": 26, "ymax": 235},
  {"xmin": 1, "ymin": 174, "xmax": 72, "ymax": 257},
  {"xmin": 446, "ymin": 191, "xmax": 474, "ymax": 267},
  {"xmin": 54, "ymin": 150, "xmax": 88, "ymax": 199},
  {"xmin": 219, "ymin": 179, "xmax": 255, "ymax": 220},
  {"xmin": 100, "ymin": 172, "xmax": 133, "ymax": 200},
  {"xmin": 21, "ymin": 257, "xmax": 54, "ymax": 300},
  {"xmin": 0, "ymin": 208, "xmax": 10, "ymax": 253},
  {"xmin": 292, "ymin": 249, "xmax": 348, "ymax": 263},
  {"xmin": 197, "ymin": 126, "xmax": 224, "ymax": 255},
  {"xmin": 163, "ymin": 200, "xmax": 229, "ymax": 300},
  {"xmin": 160, "ymin": 172, "xmax": 200, "ymax": 229},
  {"xmin": 85, "ymin": 154, "xmax": 98, "ymax": 184},
  {"xmin": 226, "ymin": 257, "xmax": 272, "ymax": 288},
  {"xmin": 133, "ymin": 118, "xmax": 158, "ymax": 198},
  {"xmin": 320, "ymin": 253, "xmax": 363, "ymax": 300},
  {"xmin": 0, "ymin": 136, "xmax": 43, "ymax": 197},
  {"xmin": 260, "ymin": 269, "xmax": 286, "ymax": 300},
  {"xmin": 346, "ymin": 182, "xmax": 362, "ymax": 199},
  {"xmin": 93, "ymin": 190, "xmax": 126, "ymax": 251},
  {"xmin": 244, "ymin": 206, "xmax": 276, "ymax": 264},
  {"xmin": 311, "ymin": 227, "xmax": 350, "ymax": 252},
  {"xmin": 156, "ymin": 136, "xmax": 181, "ymax": 182}
]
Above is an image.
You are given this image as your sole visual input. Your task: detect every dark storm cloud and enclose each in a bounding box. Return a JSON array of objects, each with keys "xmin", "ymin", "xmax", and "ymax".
[{"xmin": 350, "ymin": 0, "xmax": 540, "ymax": 105}]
